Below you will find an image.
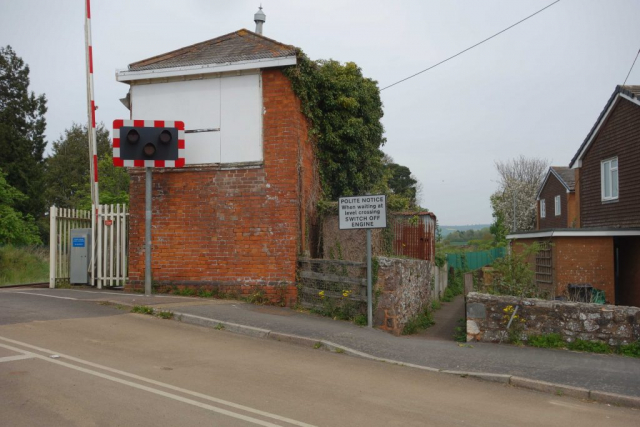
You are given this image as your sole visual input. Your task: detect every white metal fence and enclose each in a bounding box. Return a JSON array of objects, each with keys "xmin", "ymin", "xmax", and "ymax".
[{"xmin": 49, "ymin": 204, "xmax": 128, "ymax": 289}]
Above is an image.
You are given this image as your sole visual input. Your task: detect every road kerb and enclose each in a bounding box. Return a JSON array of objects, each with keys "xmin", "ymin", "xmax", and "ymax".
[
  {"xmin": 268, "ymin": 332, "xmax": 320, "ymax": 347},
  {"xmin": 509, "ymin": 376, "xmax": 590, "ymax": 400},
  {"xmin": 176, "ymin": 313, "xmax": 270, "ymax": 339},
  {"xmin": 588, "ymin": 390, "xmax": 640, "ymax": 408}
]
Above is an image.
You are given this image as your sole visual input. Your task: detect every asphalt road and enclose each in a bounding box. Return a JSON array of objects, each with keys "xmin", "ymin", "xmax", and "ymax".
[{"xmin": 0, "ymin": 290, "xmax": 637, "ymax": 426}]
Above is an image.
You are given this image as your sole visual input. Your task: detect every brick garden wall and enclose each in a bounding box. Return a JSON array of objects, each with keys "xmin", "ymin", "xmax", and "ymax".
[
  {"xmin": 466, "ymin": 292, "xmax": 640, "ymax": 345},
  {"xmin": 127, "ymin": 68, "xmax": 316, "ymax": 305}
]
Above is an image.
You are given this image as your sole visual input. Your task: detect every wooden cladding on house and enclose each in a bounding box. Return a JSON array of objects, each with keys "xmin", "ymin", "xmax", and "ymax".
[
  {"xmin": 538, "ymin": 173, "xmax": 568, "ymax": 229},
  {"xmin": 580, "ymin": 99, "xmax": 640, "ymax": 227}
]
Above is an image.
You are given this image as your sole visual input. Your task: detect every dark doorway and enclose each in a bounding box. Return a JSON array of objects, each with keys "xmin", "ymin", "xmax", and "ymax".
[{"xmin": 614, "ymin": 237, "xmax": 640, "ymax": 307}]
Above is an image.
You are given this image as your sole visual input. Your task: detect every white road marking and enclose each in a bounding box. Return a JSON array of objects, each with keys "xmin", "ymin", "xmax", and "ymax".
[
  {"xmin": 0, "ymin": 354, "xmax": 35, "ymax": 363},
  {"xmin": 13, "ymin": 292, "xmax": 77, "ymax": 300},
  {"xmin": 0, "ymin": 336, "xmax": 316, "ymax": 427},
  {"xmin": 14, "ymin": 288, "xmax": 200, "ymax": 300}
]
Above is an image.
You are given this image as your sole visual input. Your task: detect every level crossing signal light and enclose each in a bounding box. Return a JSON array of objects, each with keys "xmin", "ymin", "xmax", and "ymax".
[{"xmin": 112, "ymin": 120, "xmax": 185, "ymax": 168}]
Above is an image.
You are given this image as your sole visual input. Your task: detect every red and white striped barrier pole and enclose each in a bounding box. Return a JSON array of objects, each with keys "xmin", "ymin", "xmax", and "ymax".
[
  {"xmin": 84, "ymin": 0, "xmax": 99, "ymax": 207},
  {"xmin": 84, "ymin": 0, "xmax": 100, "ymax": 287}
]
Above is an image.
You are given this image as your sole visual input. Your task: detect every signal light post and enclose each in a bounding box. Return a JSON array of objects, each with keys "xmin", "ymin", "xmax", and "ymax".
[{"xmin": 113, "ymin": 120, "xmax": 185, "ymax": 295}]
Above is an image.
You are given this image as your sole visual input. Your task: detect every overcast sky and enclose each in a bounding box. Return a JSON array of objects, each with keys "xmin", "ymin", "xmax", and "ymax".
[{"xmin": 2, "ymin": 0, "xmax": 640, "ymax": 225}]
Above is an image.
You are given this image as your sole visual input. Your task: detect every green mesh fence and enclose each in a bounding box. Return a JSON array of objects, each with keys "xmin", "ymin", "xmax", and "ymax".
[{"xmin": 446, "ymin": 247, "xmax": 507, "ymax": 271}]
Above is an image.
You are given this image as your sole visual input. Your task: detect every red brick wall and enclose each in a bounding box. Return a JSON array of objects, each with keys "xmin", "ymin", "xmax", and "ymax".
[
  {"xmin": 512, "ymin": 237, "xmax": 614, "ymax": 303},
  {"xmin": 127, "ymin": 68, "xmax": 316, "ymax": 305},
  {"xmin": 538, "ymin": 173, "xmax": 568, "ymax": 230},
  {"xmin": 554, "ymin": 236, "xmax": 614, "ymax": 303},
  {"xmin": 580, "ymin": 98, "xmax": 640, "ymax": 227}
]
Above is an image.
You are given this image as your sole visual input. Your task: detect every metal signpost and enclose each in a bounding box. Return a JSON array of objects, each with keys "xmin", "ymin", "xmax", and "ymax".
[
  {"xmin": 113, "ymin": 120, "xmax": 186, "ymax": 296},
  {"xmin": 338, "ymin": 194, "xmax": 387, "ymax": 327}
]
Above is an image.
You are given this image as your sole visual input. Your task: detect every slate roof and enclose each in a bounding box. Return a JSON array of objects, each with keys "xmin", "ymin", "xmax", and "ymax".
[
  {"xmin": 550, "ymin": 166, "xmax": 575, "ymax": 191},
  {"xmin": 569, "ymin": 85, "xmax": 640, "ymax": 167},
  {"xmin": 128, "ymin": 29, "xmax": 297, "ymax": 71}
]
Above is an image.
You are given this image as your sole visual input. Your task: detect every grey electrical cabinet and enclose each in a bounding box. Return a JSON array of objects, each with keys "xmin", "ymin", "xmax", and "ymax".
[{"xmin": 70, "ymin": 228, "xmax": 91, "ymax": 285}]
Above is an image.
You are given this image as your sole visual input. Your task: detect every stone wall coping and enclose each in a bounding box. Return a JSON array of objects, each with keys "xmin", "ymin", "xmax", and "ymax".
[
  {"xmin": 467, "ymin": 292, "xmax": 639, "ymax": 313},
  {"xmin": 377, "ymin": 256, "xmax": 432, "ymax": 266}
]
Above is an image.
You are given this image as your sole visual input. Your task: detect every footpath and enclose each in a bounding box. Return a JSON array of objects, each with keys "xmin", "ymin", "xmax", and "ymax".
[{"xmin": 11, "ymin": 287, "xmax": 640, "ymax": 407}]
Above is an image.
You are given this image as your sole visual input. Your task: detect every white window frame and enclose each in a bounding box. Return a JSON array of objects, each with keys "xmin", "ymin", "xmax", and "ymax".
[
  {"xmin": 554, "ymin": 195, "xmax": 561, "ymax": 216},
  {"xmin": 540, "ymin": 199, "xmax": 546, "ymax": 219},
  {"xmin": 601, "ymin": 157, "xmax": 619, "ymax": 201}
]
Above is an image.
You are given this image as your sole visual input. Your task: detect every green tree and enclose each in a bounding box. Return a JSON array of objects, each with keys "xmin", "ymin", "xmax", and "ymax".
[
  {"xmin": 45, "ymin": 123, "xmax": 128, "ymax": 210},
  {"xmin": 385, "ymin": 163, "xmax": 417, "ymax": 203},
  {"xmin": 284, "ymin": 52, "xmax": 386, "ymax": 200},
  {"xmin": 0, "ymin": 45, "xmax": 47, "ymax": 225},
  {"xmin": 0, "ymin": 168, "xmax": 41, "ymax": 245}
]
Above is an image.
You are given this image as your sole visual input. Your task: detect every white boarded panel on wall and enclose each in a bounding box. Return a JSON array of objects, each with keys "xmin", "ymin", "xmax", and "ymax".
[
  {"xmin": 220, "ymin": 74, "xmax": 262, "ymax": 163},
  {"xmin": 131, "ymin": 78, "xmax": 222, "ymax": 164}
]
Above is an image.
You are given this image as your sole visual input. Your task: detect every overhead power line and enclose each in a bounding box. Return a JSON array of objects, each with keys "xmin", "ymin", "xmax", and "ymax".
[
  {"xmin": 380, "ymin": 1, "xmax": 562, "ymax": 91},
  {"xmin": 623, "ymin": 49, "xmax": 640, "ymax": 86}
]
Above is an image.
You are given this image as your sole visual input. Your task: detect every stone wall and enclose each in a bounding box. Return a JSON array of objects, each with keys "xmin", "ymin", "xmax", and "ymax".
[
  {"xmin": 375, "ymin": 257, "xmax": 433, "ymax": 335},
  {"xmin": 466, "ymin": 292, "xmax": 640, "ymax": 346}
]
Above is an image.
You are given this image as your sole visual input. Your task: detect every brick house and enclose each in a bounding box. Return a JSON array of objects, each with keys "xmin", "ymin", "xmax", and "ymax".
[
  {"xmin": 115, "ymin": 29, "xmax": 318, "ymax": 304},
  {"xmin": 535, "ymin": 166, "xmax": 576, "ymax": 229},
  {"xmin": 508, "ymin": 85, "xmax": 640, "ymax": 306}
]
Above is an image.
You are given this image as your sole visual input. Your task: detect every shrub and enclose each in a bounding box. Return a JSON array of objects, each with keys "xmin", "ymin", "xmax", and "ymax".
[
  {"xmin": 528, "ymin": 333, "xmax": 564, "ymax": 348},
  {"xmin": 567, "ymin": 339, "xmax": 611, "ymax": 354},
  {"xmin": 489, "ymin": 242, "xmax": 547, "ymax": 298},
  {"xmin": 402, "ymin": 308, "xmax": 434, "ymax": 335},
  {"xmin": 617, "ymin": 341, "xmax": 640, "ymax": 357}
]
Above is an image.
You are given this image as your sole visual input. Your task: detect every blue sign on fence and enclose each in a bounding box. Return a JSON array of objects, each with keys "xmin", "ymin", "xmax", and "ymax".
[{"xmin": 72, "ymin": 237, "xmax": 86, "ymax": 248}]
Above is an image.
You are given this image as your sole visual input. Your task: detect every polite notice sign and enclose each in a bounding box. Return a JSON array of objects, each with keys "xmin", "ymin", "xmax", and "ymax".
[{"xmin": 339, "ymin": 195, "xmax": 387, "ymax": 230}]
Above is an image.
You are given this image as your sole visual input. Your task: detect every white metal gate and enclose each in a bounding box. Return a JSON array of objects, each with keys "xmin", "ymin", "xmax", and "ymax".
[
  {"xmin": 49, "ymin": 204, "xmax": 128, "ymax": 288},
  {"xmin": 95, "ymin": 204, "xmax": 128, "ymax": 288},
  {"xmin": 49, "ymin": 207, "xmax": 91, "ymax": 287}
]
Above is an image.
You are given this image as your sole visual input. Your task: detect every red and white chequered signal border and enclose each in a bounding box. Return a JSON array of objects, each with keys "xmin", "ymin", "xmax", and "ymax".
[{"xmin": 112, "ymin": 120, "xmax": 185, "ymax": 168}]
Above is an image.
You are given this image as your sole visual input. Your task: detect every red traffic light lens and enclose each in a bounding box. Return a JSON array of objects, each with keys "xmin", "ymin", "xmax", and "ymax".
[
  {"xmin": 143, "ymin": 143, "xmax": 156, "ymax": 157},
  {"xmin": 159, "ymin": 130, "xmax": 172, "ymax": 144},
  {"xmin": 127, "ymin": 129, "xmax": 140, "ymax": 144}
]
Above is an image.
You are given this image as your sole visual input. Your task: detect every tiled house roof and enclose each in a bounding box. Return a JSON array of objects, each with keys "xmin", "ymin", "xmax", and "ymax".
[
  {"xmin": 536, "ymin": 166, "xmax": 575, "ymax": 200},
  {"xmin": 128, "ymin": 29, "xmax": 297, "ymax": 71},
  {"xmin": 551, "ymin": 166, "xmax": 575, "ymax": 191}
]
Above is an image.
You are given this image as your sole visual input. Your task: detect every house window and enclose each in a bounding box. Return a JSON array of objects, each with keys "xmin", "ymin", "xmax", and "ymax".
[
  {"xmin": 601, "ymin": 157, "xmax": 619, "ymax": 201},
  {"xmin": 554, "ymin": 195, "xmax": 561, "ymax": 216},
  {"xmin": 540, "ymin": 199, "xmax": 546, "ymax": 219}
]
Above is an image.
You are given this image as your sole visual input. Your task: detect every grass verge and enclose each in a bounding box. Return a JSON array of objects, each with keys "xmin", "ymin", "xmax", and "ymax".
[
  {"xmin": 131, "ymin": 305, "xmax": 173, "ymax": 320},
  {"xmin": 527, "ymin": 333, "xmax": 640, "ymax": 358},
  {"xmin": 0, "ymin": 245, "xmax": 48, "ymax": 286}
]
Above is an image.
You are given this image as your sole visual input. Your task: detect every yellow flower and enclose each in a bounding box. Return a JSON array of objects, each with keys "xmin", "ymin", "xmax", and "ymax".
[
  {"xmin": 318, "ymin": 290, "xmax": 325, "ymax": 300},
  {"xmin": 342, "ymin": 290, "xmax": 352, "ymax": 298}
]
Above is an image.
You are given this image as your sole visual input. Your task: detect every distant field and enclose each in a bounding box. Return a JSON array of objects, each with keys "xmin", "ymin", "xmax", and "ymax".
[
  {"xmin": 440, "ymin": 224, "xmax": 491, "ymax": 237},
  {"xmin": 0, "ymin": 245, "xmax": 49, "ymax": 286}
]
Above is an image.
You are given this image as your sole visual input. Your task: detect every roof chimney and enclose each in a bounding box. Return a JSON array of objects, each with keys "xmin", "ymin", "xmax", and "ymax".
[{"xmin": 254, "ymin": 6, "xmax": 266, "ymax": 35}]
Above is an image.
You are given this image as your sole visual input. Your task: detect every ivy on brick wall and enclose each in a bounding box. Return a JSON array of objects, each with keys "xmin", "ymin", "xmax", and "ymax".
[{"xmin": 283, "ymin": 50, "xmax": 386, "ymax": 201}]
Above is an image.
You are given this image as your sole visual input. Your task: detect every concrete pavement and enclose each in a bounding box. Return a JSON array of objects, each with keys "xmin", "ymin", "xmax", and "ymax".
[{"xmin": 3, "ymin": 287, "xmax": 640, "ymax": 404}]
